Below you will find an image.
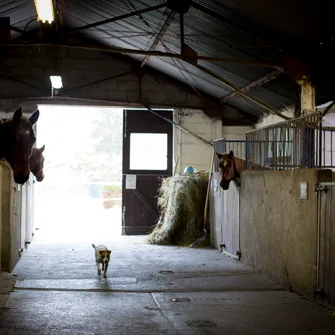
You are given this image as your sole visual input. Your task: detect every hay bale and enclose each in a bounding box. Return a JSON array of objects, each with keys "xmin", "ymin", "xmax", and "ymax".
[{"xmin": 147, "ymin": 172, "xmax": 209, "ymax": 246}]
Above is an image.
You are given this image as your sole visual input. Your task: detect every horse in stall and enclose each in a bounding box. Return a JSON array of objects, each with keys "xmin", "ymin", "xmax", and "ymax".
[
  {"xmin": 0, "ymin": 107, "xmax": 40, "ymax": 184},
  {"xmin": 30, "ymin": 145, "xmax": 45, "ymax": 182},
  {"xmin": 215, "ymin": 150, "xmax": 266, "ymax": 190}
]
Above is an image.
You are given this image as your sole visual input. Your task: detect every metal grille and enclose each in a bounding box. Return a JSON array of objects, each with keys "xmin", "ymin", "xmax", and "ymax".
[
  {"xmin": 320, "ymin": 127, "xmax": 335, "ymax": 169},
  {"xmin": 213, "ymin": 139, "xmax": 246, "ymax": 172},
  {"xmin": 246, "ymin": 113, "xmax": 326, "ymax": 170}
]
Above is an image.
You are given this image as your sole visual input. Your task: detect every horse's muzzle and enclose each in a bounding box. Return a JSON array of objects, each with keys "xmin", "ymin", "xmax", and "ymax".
[
  {"xmin": 14, "ymin": 172, "xmax": 29, "ymax": 184},
  {"xmin": 220, "ymin": 180, "xmax": 230, "ymax": 190}
]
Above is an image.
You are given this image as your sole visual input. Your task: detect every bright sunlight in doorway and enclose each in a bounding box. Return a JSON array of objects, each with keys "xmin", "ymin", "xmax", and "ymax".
[{"xmin": 34, "ymin": 105, "xmax": 123, "ymax": 244}]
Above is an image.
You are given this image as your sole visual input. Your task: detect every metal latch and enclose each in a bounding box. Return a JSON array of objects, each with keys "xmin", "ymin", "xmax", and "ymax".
[
  {"xmin": 220, "ymin": 242, "xmax": 226, "ymax": 251},
  {"xmin": 314, "ymin": 184, "xmax": 327, "ymax": 193},
  {"xmin": 236, "ymin": 250, "xmax": 242, "ymax": 260}
]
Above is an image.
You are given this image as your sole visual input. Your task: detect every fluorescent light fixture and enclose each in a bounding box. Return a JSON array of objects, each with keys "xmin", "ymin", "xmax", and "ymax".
[
  {"xmin": 50, "ymin": 75, "xmax": 63, "ymax": 89},
  {"xmin": 34, "ymin": 0, "xmax": 54, "ymax": 24}
]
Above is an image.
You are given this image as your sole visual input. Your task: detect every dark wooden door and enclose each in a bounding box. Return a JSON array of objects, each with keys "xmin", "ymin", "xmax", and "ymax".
[{"xmin": 122, "ymin": 109, "xmax": 173, "ymax": 235}]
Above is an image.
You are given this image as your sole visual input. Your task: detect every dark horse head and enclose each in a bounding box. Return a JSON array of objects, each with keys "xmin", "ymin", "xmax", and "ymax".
[
  {"xmin": 30, "ymin": 145, "xmax": 45, "ymax": 182},
  {"xmin": 215, "ymin": 150, "xmax": 246, "ymax": 190},
  {"xmin": 0, "ymin": 107, "xmax": 40, "ymax": 184}
]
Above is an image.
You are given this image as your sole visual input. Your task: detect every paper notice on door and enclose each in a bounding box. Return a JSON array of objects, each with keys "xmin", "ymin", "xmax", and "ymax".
[{"xmin": 126, "ymin": 174, "xmax": 136, "ymax": 189}]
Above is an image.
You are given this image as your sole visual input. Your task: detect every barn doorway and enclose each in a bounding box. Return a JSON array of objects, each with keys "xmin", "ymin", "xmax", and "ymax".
[
  {"xmin": 122, "ymin": 109, "xmax": 173, "ymax": 235},
  {"xmin": 33, "ymin": 105, "xmax": 123, "ymax": 244}
]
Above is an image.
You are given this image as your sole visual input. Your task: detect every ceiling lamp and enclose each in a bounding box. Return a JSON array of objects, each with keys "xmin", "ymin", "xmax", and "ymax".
[
  {"xmin": 50, "ymin": 75, "xmax": 63, "ymax": 89},
  {"xmin": 34, "ymin": 0, "xmax": 54, "ymax": 24}
]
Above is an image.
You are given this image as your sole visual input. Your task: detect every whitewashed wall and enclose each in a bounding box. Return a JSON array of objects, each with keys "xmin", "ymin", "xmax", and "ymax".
[
  {"xmin": 173, "ymin": 109, "xmax": 253, "ymax": 173},
  {"xmin": 255, "ymin": 106, "xmax": 295, "ymax": 128},
  {"xmin": 173, "ymin": 109, "xmax": 218, "ymax": 174},
  {"xmin": 222, "ymin": 126, "xmax": 253, "ymax": 140}
]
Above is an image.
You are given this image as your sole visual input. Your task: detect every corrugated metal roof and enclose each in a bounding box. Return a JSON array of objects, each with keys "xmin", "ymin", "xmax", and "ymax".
[
  {"xmin": 0, "ymin": 0, "xmax": 40, "ymax": 38},
  {"xmin": 212, "ymin": 0, "xmax": 335, "ymax": 43},
  {"xmin": 2, "ymin": 0, "xmax": 334, "ymax": 118}
]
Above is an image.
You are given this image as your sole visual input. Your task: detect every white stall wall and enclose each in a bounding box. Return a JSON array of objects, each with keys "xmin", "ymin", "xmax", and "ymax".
[
  {"xmin": 173, "ymin": 109, "xmax": 253, "ymax": 173},
  {"xmin": 255, "ymin": 106, "xmax": 295, "ymax": 129}
]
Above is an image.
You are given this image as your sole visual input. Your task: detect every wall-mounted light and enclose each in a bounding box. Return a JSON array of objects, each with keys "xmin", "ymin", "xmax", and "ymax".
[
  {"xmin": 50, "ymin": 75, "xmax": 63, "ymax": 89},
  {"xmin": 34, "ymin": 0, "xmax": 54, "ymax": 24}
]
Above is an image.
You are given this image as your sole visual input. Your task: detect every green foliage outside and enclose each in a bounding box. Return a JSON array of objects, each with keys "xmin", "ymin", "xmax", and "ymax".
[
  {"xmin": 70, "ymin": 109, "xmax": 123, "ymax": 183},
  {"xmin": 103, "ymin": 185, "xmax": 122, "ymax": 192}
]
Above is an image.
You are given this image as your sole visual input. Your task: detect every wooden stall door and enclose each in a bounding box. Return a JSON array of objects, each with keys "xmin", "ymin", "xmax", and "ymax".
[
  {"xmin": 318, "ymin": 185, "xmax": 335, "ymax": 309},
  {"xmin": 212, "ymin": 139, "xmax": 241, "ymax": 259},
  {"xmin": 222, "ymin": 182, "xmax": 240, "ymax": 258},
  {"xmin": 122, "ymin": 109, "xmax": 173, "ymax": 235}
]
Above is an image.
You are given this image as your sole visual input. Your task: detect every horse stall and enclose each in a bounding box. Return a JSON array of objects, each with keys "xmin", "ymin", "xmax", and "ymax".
[
  {"xmin": 0, "ymin": 108, "xmax": 39, "ymax": 273},
  {"xmin": 0, "ymin": 162, "xmax": 24, "ymax": 272},
  {"xmin": 210, "ymin": 139, "xmax": 245, "ymax": 259},
  {"xmin": 210, "ymin": 113, "xmax": 335, "ymax": 308}
]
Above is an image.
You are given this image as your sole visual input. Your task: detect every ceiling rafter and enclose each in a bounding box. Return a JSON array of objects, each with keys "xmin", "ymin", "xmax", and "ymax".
[
  {"xmin": 220, "ymin": 70, "xmax": 282, "ymax": 103},
  {"xmin": 140, "ymin": 8, "xmax": 177, "ymax": 68},
  {"xmin": 0, "ymin": 42, "xmax": 282, "ymax": 69},
  {"xmin": 6, "ymin": 0, "xmax": 313, "ymax": 122},
  {"xmin": 0, "ymin": 40, "xmax": 286, "ymax": 119}
]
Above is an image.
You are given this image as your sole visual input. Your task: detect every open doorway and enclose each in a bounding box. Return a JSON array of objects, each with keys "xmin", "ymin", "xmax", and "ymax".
[{"xmin": 33, "ymin": 105, "xmax": 123, "ymax": 244}]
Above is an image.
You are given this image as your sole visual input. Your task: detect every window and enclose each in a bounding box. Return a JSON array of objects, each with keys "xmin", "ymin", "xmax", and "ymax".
[{"xmin": 129, "ymin": 133, "xmax": 168, "ymax": 170}]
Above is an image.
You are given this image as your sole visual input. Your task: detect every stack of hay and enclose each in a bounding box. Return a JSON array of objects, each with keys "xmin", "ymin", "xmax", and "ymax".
[{"xmin": 147, "ymin": 171, "xmax": 209, "ymax": 246}]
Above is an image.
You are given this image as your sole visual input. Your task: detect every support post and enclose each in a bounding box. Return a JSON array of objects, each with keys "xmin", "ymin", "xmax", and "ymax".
[
  {"xmin": 297, "ymin": 78, "xmax": 316, "ymax": 115},
  {"xmin": 296, "ymin": 77, "xmax": 317, "ymax": 167}
]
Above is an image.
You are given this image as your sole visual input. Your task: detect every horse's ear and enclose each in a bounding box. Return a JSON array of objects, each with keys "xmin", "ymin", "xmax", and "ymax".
[
  {"xmin": 13, "ymin": 107, "xmax": 23, "ymax": 124},
  {"xmin": 39, "ymin": 145, "xmax": 45, "ymax": 153},
  {"xmin": 215, "ymin": 152, "xmax": 222, "ymax": 160},
  {"xmin": 228, "ymin": 150, "xmax": 234, "ymax": 159},
  {"xmin": 29, "ymin": 109, "xmax": 40, "ymax": 125}
]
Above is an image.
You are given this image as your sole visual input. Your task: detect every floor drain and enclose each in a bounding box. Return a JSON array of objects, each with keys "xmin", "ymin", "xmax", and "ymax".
[
  {"xmin": 158, "ymin": 271, "xmax": 174, "ymax": 274},
  {"xmin": 171, "ymin": 298, "xmax": 190, "ymax": 302},
  {"xmin": 186, "ymin": 320, "xmax": 217, "ymax": 328}
]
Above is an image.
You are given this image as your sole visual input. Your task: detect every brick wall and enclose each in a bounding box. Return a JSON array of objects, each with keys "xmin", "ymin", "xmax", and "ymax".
[{"xmin": 0, "ymin": 47, "xmax": 203, "ymax": 109}]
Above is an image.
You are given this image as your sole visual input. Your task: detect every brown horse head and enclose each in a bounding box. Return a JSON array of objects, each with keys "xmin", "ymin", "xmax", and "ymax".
[
  {"xmin": 0, "ymin": 107, "xmax": 40, "ymax": 184},
  {"xmin": 30, "ymin": 145, "xmax": 45, "ymax": 182},
  {"xmin": 215, "ymin": 150, "xmax": 245, "ymax": 190}
]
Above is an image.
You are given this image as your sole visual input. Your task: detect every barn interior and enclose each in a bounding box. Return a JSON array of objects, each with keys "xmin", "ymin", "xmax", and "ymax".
[{"xmin": 1, "ymin": 0, "xmax": 335, "ymax": 334}]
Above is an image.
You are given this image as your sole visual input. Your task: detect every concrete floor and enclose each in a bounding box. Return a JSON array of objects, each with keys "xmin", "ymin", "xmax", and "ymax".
[{"xmin": 1, "ymin": 235, "xmax": 335, "ymax": 334}]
